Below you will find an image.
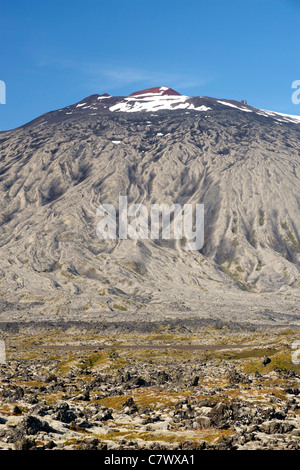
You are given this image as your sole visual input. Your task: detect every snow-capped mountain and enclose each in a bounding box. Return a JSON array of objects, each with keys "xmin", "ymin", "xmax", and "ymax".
[
  {"xmin": 26, "ymin": 86, "xmax": 300, "ymax": 127},
  {"xmin": 1, "ymin": 86, "xmax": 300, "ymax": 327}
]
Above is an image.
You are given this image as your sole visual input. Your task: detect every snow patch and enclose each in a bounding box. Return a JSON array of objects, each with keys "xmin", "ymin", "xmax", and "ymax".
[
  {"xmin": 259, "ymin": 109, "xmax": 300, "ymax": 124},
  {"xmin": 109, "ymin": 94, "xmax": 211, "ymax": 113},
  {"xmin": 217, "ymin": 100, "xmax": 300, "ymax": 124}
]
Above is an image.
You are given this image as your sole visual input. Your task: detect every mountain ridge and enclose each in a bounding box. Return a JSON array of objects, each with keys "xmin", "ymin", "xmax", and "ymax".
[{"xmin": 4, "ymin": 87, "xmax": 299, "ymax": 132}]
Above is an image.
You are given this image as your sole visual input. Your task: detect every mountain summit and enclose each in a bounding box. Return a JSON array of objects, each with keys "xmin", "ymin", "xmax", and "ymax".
[
  {"xmin": 23, "ymin": 87, "xmax": 300, "ymax": 128},
  {"xmin": 129, "ymin": 86, "xmax": 182, "ymax": 96},
  {"xmin": 0, "ymin": 88, "xmax": 300, "ymax": 327}
]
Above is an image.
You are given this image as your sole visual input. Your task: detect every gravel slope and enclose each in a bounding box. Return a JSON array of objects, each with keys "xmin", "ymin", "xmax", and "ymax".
[{"xmin": 0, "ymin": 96, "xmax": 300, "ymax": 326}]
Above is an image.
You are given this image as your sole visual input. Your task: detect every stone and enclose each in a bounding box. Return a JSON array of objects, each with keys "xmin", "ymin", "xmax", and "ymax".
[{"xmin": 262, "ymin": 356, "xmax": 271, "ymax": 367}]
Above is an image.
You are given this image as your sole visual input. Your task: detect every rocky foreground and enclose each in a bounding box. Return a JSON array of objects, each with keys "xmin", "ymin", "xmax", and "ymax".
[{"xmin": 0, "ymin": 324, "xmax": 300, "ymax": 451}]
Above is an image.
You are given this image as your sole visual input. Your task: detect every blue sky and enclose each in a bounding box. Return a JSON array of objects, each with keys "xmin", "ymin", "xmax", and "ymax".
[{"xmin": 0, "ymin": 0, "xmax": 299, "ymax": 130}]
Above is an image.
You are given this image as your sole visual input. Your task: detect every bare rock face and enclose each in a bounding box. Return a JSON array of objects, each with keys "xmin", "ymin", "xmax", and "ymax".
[
  {"xmin": 0, "ymin": 88, "xmax": 300, "ymax": 326},
  {"xmin": 129, "ymin": 86, "xmax": 181, "ymax": 97}
]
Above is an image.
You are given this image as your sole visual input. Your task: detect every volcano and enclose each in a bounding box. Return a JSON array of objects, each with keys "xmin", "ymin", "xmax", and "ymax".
[{"xmin": 0, "ymin": 87, "xmax": 300, "ymax": 328}]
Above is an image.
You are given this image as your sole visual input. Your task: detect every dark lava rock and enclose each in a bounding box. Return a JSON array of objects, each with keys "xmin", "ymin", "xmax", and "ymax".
[
  {"xmin": 285, "ymin": 388, "xmax": 300, "ymax": 396},
  {"xmin": 2, "ymin": 385, "xmax": 24, "ymax": 401},
  {"xmin": 191, "ymin": 376, "xmax": 199, "ymax": 386},
  {"xmin": 56, "ymin": 408, "xmax": 77, "ymax": 424},
  {"xmin": 77, "ymin": 390, "xmax": 90, "ymax": 401},
  {"xmin": 131, "ymin": 376, "xmax": 149, "ymax": 387},
  {"xmin": 260, "ymin": 420, "xmax": 295, "ymax": 434},
  {"xmin": 227, "ymin": 368, "xmax": 251, "ymax": 385},
  {"xmin": 13, "ymin": 405, "xmax": 22, "ymax": 415},
  {"xmin": 262, "ymin": 356, "xmax": 271, "ymax": 367},
  {"xmin": 80, "ymin": 438, "xmax": 107, "ymax": 450},
  {"xmin": 20, "ymin": 415, "xmax": 54, "ymax": 435},
  {"xmin": 157, "ymin": 371, "xmax": 170, "ymax": 384},
  {"xmin": 122, "ymin": 397, "xmax": 138, "ymax": 414},
  {"xmin": 209, "ymin": 402, "xmax": 232, "ymax": 429},
  {"xmin": 14, "ymin": 438, "xmax": 37, "ymax": 451},
  {"xmin": 95, "ymin": 408, "xmax": 113, "ymax": 421},
  {"xmin": 45, "ymin": 374, "xmax": 58, "ymax": 383}
]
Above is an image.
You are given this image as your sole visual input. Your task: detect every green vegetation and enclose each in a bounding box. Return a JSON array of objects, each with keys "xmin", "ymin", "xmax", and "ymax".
[
  {"xmin": 248, "ymin": 230, "xmax": 256, "ymax": 247},
  {"xmin": 258, "ymin": 209, "xmax": 265, "ymax": 226},
  {"xmin": 219, "ymin": 260, "xmax": 255, "ymax": 292},
  {"xmin": 232, "ymin": 237, "xmax": 239, "ymax": 247},
  {"xmin": 231, "ymin": 212, "xmax": 238, "ymax": 234},
  {"xmin": 113, "ymin": 303, "xmax": 128, "ymax": 311},
  {"xmin": 256, "ymin": 259, "xmax": 264, "ymax": 271},
  {"xmin": 281, "ymin": 221, "xmax": 300, "ymax": 252}
]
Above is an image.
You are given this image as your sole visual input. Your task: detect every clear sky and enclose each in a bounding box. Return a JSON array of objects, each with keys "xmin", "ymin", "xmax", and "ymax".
[{"xmin": 0, "ymin": 0, "xmax": 299, "ymax": 130}]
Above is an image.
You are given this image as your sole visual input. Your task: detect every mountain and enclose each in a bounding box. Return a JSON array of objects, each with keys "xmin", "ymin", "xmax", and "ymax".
[
  {"xmin": 24, "ymin": 86, "xmax": 300, "ymax": 125},
  {"xmin": 1, "ymin": 87, "xmax": 300, "ymax": 328}
]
